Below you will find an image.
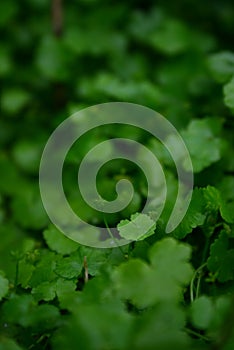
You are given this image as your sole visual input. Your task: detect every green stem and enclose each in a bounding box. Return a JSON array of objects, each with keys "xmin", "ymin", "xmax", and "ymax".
[
  {"xmin": 202, "ymin": 236, "xmax": 210, "ymax": 264},
  {"xmin": 190, "ymin": 263, "xmax": 207, "ymax": 302},
  {"xmin": 185, "ymin": 327, "xmax": 211, "ymax": 342},
  {"xmin": 103, "ymin": 215, "xmax": 126, "ymax": 257}
]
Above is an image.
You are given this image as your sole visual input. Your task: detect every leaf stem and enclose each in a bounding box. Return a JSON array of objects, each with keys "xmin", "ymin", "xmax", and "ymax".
[
  {"xmin": 103, "ymin": 215, "xmax": 126, "ymax": 257},
  {"xmin": 201, "ymin": 236, "xmax": 210, "ymax": 264},
  {"xmin": 190, "ymin": 263, "xmax": 207, "ymax": 302},
  {"xmin": 185, "ymin": 327, "xmax": 211, "ymax": 342}
]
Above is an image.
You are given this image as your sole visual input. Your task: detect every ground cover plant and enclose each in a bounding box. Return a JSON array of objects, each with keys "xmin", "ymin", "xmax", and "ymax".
[{"xmin": 0, "ymin": 0, "xmax": 234, "ymax": 349}]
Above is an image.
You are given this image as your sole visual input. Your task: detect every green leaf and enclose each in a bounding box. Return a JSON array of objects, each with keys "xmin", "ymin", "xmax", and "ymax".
[
  {"xmin": 55, "ymin": 278, "xmax": 77, "ymax": 309},
  {"xmin": 36, "ymin": 36, "xmax": 70, "ymax": 80},
  {"xmin": 1, "ymin": 88, "xmax": 31, "ymax": 114},
  {"xmin": 0, "ymin": 46, "xmax": 12, "ymax": 76},
  {"xmin": 75, "ymin": 246, "xmax": 111, "ymax": 276},
  {"xmin": 149, "ymin": 19, "xmax": 191, "ymax": 55},
  {"xmin": 77, "ymin": 273, "xmax": 115, "ymax": 305},
  {"xmin": 78, "ymin": 72, "xmax": 162, "ymax": 105},
  {"xmin": 27, "ymin": 304, "xmax": 60, "ymax": 331},
  {"xmin": 117, "ymin": 213, "xmax": 156, "ymax": 241},
  {"xmin": 18, "ymin": 259, "xmax": 35, "ymax": 288},
  {"xmin": 2, "ymin": 294, "xmax": 36, "ymax": 327},
  {"xmin": 173, "ymin": 188, "xmax": 206, "ymax": 238},
  {"xmin": 217, "ymin": 176, "xmax": 234, "ymax": 202},
  {"xmin": 130, "ymin": 240, "xmax": 150, "ymax": 260},
  {"xmin": 0, "ymin": 155, "xmax": 26, "ymax": 196},
  {"xmin": 203, "ymin": 186, "xmax": 221, "ymax": 212},
  {"xmin": 132, "ymin": 303, "xmax": 190, "ymax": 350},
  {"xmin": 182, "ymin": 118, "xmax": 224, "ymax": 172},
  {"xmin": 220, "ymin": 201, "xmax": 234, "ymax": 224},
  {"xmin": 55, "ymin": 255, "xmax": 83, "ymax": 279},
  {"xmin": 207, "ymin": 230, "xmax": 234, "ymax": 282},
  {"xmin": 129, "ymin": 8, "xmax": 163, "ymax": 42},
  {"xmin": 114, "ymin": 238, "xmax": 193, "ymax": 308},
  {"xmin": 32, "ymin": 281, "xmax": 57, "ymax": 301},
  {"xmin": 190, "ymin": 296, "xmax": 214, "ymax": 330},
  {"xmin": 202, "ymin": 185, "xmax": 234, "ymax": 223},
  {"xmin": 43, "ymin": 225, "xmax": 79, "ymax": 255},
  {"xmin": 207, "ymin": 51, "xmax": 234, "ymax": 83},
  {"xmin": 64, "ymin": 28, "xmax": 126, "ymax": 56},
  {"xmin": 0, "ymin": 337, "xmax": 23, "ymax": 350},
  {"xmin": 29, "ymin": 251, "xmax": 58, "ymax": 287},
  {"xmin": 2, "ymin": 294, "xmax": 59, "ymax": 331},
  {"xmin": 149, "ymin": 238, "xmax": 193, "ymax": 296},
  {"xmin": 11, "ymin": 186, "xmax": 48, "ymax": 229},
  {"xmin": 12, "ymin": 139, "xmax": 43, "ymax": 174},
  {"xmin": 224, "ymin": 76, "xmax": 234, "ymax": 112},
  {"xmin": 114, "ymin": 259, "xmax": 152, "ymax": 308},
  {"xmin": 52, "ymin": 302, "xmax": 133, "ymax": 350},
  {"xmin": 209, "ymin": 296, "xmax": 232, "ymax": 331},
  {"xmin": 148, "ymin": 138, "xmax": 172, "ymax": 167},
  {"xmin": 0, "ymin": 274, "xmax": 9, "ymax": 301}
]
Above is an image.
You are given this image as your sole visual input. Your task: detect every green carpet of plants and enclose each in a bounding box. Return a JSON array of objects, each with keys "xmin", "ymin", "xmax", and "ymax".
[{"xmin": 1, "ymin": 0, "xmax": 234, "ymax": 349}]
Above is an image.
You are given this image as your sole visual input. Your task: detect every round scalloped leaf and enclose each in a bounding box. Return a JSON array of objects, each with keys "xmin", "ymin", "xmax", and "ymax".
[{"xmin": 43, "ymin": 225, "xmax": 79, "ymax": 255}]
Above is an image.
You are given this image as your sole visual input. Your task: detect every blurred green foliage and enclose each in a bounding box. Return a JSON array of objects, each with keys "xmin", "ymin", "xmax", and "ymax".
[{"xmin": 1, "ymin": 0, "xmax": 234, "ymax": 349}]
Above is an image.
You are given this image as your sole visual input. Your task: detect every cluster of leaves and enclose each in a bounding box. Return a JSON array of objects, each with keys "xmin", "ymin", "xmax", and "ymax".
[{"xmin": 1, "ymin": 0, "xmax": 234, "ymax": 349}]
